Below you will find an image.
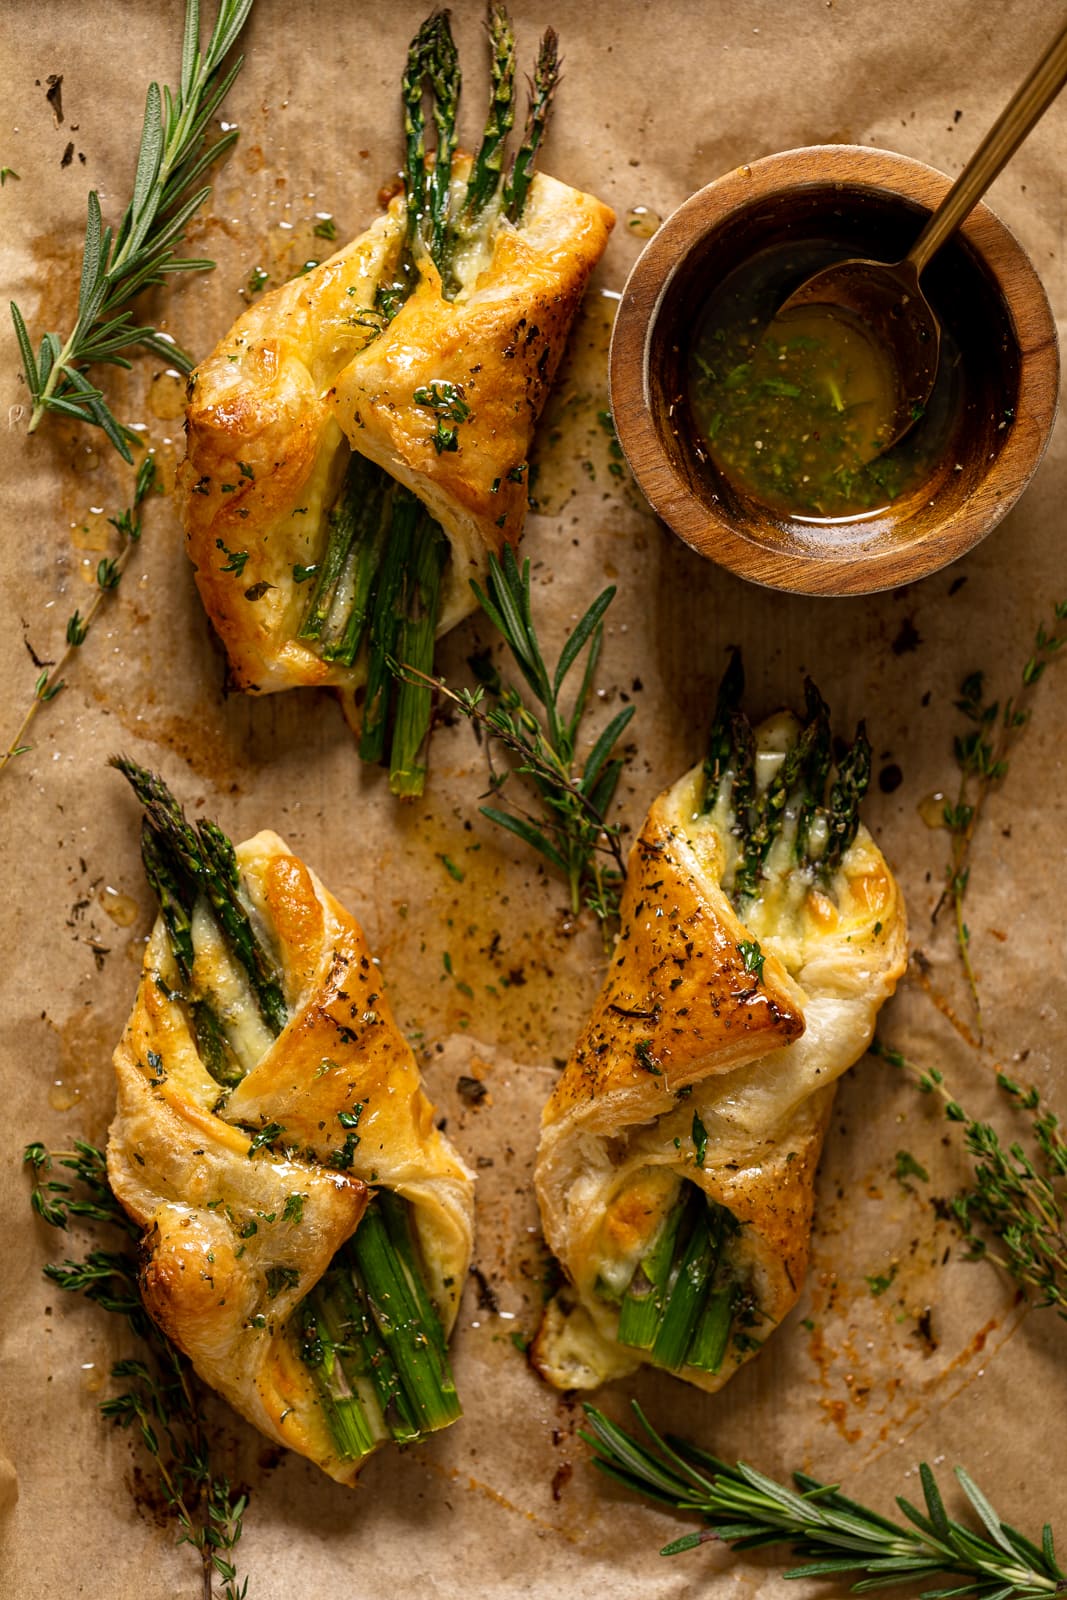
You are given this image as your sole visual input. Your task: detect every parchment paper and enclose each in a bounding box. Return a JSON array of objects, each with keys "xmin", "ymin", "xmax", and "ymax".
[{"xmin": 1, "ymin": 2, "xmax": 1065, "ymax": 1595}]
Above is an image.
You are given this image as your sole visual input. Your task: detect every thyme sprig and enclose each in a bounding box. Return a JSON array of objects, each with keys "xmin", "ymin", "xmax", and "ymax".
[
  {"xmin": 0, "ymin": 458, "xmax": 157, "ymax": 775},
  {"xmin": 582, "ymin": 1401, "xmax": 1067, "ymax": 1598},
  {"xmin": 24, "ymin": 1140, "xmax": 249, "ymax": 1599},
  {"xmin": 935, "ymin": 599, "xmax": 1067, "ymax": 1039},
  {"xmin": 10, "ymin": 0, "xmax": 254, "ymax": 462},
  {"xmin": 872, "ymin": 1039, "xmax": 1067, "ymax": 1318}
]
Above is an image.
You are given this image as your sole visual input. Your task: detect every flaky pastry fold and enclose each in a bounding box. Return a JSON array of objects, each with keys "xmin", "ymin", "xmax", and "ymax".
[
  {"xmin": 533, "ymin": 750, "xmax": 907, "ymax": 1394},
  {"xmin": 179, "ymin": 162, "xmax": 613, "ymax": 697},
  {"xmin": 108, "ymin": 828, "xmax": 472, "ymax": 1485}
]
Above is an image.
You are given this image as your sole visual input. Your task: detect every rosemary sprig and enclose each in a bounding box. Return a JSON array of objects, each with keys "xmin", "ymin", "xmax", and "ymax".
[
  {"xmin": 582, "ymin": 1401, "xmax": 1066, "ymax": 1599},
  {"xmin": 11, "ymin": 0, "xmax": 254, "ymax": 462},
  {"xmin": 935, "ymin": 599, "xmax": 1067, "ymax": 1039},
  {"xmin": 872, "ymin": 1039, "xmax": 1067, "ymax": 1318},
  {"xmin": 461, "ymin": 547, "xmax": 634, "ymax": 923},
  {"xmin": 24, "ymin": 1141, "xmax": 249, "ymax": 1599},
  {"xmin": 0, "ymin": 458, "xmax": 157, "ymax": 775}
]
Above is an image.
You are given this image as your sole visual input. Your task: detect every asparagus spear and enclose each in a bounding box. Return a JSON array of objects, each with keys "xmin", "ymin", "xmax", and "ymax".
[
  {"xmin": 299, "ymin": 1195, "xmax": 461, "ymax": 1462},
  {"xmin": 504, "ymin": 27, "xmax": 560, "ymax": 222},
  {"xmin": 297, "ymin": 452, "xmax": 390, "ymax": 653},
  {"xmin": 700, "ymin": 656, "xmax": 872, "ymax": 902},
  {"xmin": 358, "ymin": 490, "xmax": 420, "ymax": 765},
  {"xmin": 616, "ymin": 1191, "xmax": 689, "ymax": 1351},
  {"xmin": 424, "ymin": 15, "xmax": 461, "ymax": 270},
  {"xmin": 463, "ymin": 5, "xmax": 517, "ymax": 219},
  {"xmin": 112, "ymin": 759, "xmax": 288, "ymax": 1037},
  {"xmin": 702, "ymin": 647, "xmax": 744, "ymax": 812},
  {"xmin": 617, "ymin": 1187, "xmax": 735, "ymax": 1374},
  {"xmin": 401, "ymin": 14, "xmax": 435, "ymax": 264},
  {"xmin": 389, "ymin": 512, "xmax": 448, "ymax": 796},
  {"xmin": 821, "ymin": 722, "xmax": 872, "ymax": 877},
  {"xmin": 793, "ymin": 677, "xmax": 832, "ymax": 862}
]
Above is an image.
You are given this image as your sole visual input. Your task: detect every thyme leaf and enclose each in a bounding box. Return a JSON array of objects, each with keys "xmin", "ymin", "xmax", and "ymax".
[
  {"xmin": 23, "ymin": 1141, "xmax": 250, "ymax": 1598},
  {"xmin": 935, "ymin": 598, "xmax": 1067, "ymax": 1038},
  {"xmin": 872, "ymin": 1038, "xmax": 1067, "ymax": 1318},
  {"xmin": 0, "ymin": 457, "xmax": 157, "ymax": 775}
]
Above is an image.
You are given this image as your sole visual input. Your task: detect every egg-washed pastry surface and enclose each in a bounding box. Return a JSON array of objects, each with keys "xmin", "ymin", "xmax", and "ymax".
[
  {"xmin": 180, "ymin": 8, "xmax": 613, "ymax": 796},
  {"xmin": 533, "ymin": 658, "xmax": 907, "ymax": 1393},
  {"xmin": 106, "ymin": 762, "xmax": 473, "ymax": 1486}
]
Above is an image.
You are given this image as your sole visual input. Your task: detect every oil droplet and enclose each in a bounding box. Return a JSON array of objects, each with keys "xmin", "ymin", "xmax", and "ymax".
[
  {"xmin": 918, "ymin": 791, "xmax": 948, "ymax": 828},
  {"xmin": 100, "ymin": 885, "xmax": 139, "ymax": 927},
  {"xmin": 49, "ymin": 1078, "xmax": 82, "ymax": 1112},
  {"xmin": 625, "ymin": 204, "xmax": 662, "ymax": 239},
  {"xmin": 70, "ymin": 444, "xmax": 101, "ymax": 475},
  {"xmin": 148, "ymin": 438, "xmax": 180, "ymax": 495},
  {"xmin": 70, "ymin": 509, "xmax": 114, "ymax": 553},
  {"xmin": 147, "ymin": 369, "xmax": 186, "ymax": 422}
]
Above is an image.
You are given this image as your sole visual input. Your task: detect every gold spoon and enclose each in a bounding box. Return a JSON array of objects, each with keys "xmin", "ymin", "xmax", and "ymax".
[{"xmin": 776, "ymin": 15, "xmax": 1067, "ymax": 458}]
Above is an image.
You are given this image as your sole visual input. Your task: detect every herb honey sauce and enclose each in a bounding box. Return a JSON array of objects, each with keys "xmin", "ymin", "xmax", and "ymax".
[{"xmin": 686, "ymin": 238, "xmax": 962, "ymax": 522}]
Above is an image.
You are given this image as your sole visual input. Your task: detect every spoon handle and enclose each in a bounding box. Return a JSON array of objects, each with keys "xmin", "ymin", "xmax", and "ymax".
[{"xmin": 908, "ymin": 17, "xmax": 1067, "ymax": 275}]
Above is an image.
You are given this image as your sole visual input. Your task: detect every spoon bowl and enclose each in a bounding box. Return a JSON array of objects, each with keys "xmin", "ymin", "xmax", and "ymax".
[{"xmin": 776, "ymin": 258, "xmax": 937, "ymax": 456}]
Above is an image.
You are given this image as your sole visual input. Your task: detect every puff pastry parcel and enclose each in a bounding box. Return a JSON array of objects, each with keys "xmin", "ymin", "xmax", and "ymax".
[
  {"xmin": 106, "ymin": 762, "xmax": 473, "ymax": 1484},
  {"xmin": 180, "ymin": 9, "xmax": 613, "ymax": 792},
  {"xmin": 533, "ymin": 660, "xmax": 907, "ymax": 1393}
]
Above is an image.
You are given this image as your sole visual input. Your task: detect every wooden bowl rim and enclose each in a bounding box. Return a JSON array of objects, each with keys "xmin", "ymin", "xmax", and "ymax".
[{"xmin": 609, "ymin": 144, "xmax": 1059, "ymax": 596}]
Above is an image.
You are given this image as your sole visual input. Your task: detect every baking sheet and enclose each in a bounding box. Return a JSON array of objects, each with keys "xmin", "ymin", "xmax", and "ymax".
[{"xmin": 1, "ymin": 0, "xmax": 1066, "ymax": 1594}]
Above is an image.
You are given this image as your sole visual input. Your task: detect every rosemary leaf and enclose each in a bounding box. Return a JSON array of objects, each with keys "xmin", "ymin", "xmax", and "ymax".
[
  {"xmin": 581, "ymin": 1402, "xmax": 1065, "ymax": 1599},
  {"xmin": 11, "ymin": 0, "xmax": 254, "ymax": 458}
]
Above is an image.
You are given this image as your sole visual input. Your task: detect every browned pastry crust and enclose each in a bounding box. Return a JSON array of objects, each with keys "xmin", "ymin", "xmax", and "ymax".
[
  {"xmin": 533, "ymin": 755, "xmax": 907, "ymax": 1394},
  {"xmin": 179, "ymin": 163, "xmax": 614, "ymax": 698},
  {"xmin": 107, "ymin": 830, "xmax": 473, "ymax": 1485}
]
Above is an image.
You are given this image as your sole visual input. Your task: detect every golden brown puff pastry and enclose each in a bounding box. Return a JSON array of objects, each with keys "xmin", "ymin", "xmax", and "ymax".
[
  {"xmin": 532, "ymin": 707, "xmax": 907, "ymax": 1394},
  {"xmin": 179, "ymin": 162, "xmax": 613, "ymax": 698},
  {"xmin": 107, "ymin": 823, "xmax": 473, "ymax": 1486}
]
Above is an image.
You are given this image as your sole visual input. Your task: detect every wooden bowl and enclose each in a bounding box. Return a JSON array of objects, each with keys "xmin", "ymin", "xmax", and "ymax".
[{"xmin": 610, "ymin": 146, "xmax": 1059, "ymax": 595}]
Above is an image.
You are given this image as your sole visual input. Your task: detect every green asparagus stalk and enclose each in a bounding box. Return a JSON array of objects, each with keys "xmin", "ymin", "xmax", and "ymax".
[
  {"xmin": 190, "ymin": 999, "xmax": 243, "ymax": 1089},
  {"xmin": 702, "ymin": 647, "xmax": 744, "ymax": 812},
  {"xmin": 649, "ymin": 1200, "xmax": 723, "ymax": 1372},
  {"xmin": 699, "ymin": 656, "xmax": 872, "ymax": 905},
  {"xmin": 300, "ymin": 1288, "xmax": 387, "ymax": 1460},
  {"xmin": 298, "ymin": 451, "xmax": 387, "ymax": 649},
  {"xmin": 425, "ymin": 16, "xmax": 461, "ymax": 269},
  {"xmin": 389, "ymin": 513, "xmax": 448, "ymax": 797},
  {"xmin": 617, "ymin": 1187, "xmax": 735, "ymax": 1374},
  {"xmin": 504, "ymin": 27, "xmax": 560, "ymax": 222},
  {"xmin": 686, "ymin": 1287, "xmax": 734, "ymax": 1374},
  {"xmin": 401, "ymin": 14, "xmax": 435, "ymax": 263},
  {"xmin": 358, "ymin": 491, "xmax": 419, "ymax": 765},
  {"xmin": 793, "ymin": 677, "xmax": 831, "ymax": 862},
  {"xmin": 821, "ymin": 722, "xmax": 872, "ymax": 877},
  {"xmin": 617, "ymin": 1190, "xmax": 690, "ymax": 1351},
  {"xmin": 348, "ymin": 1196, "xmax": 461, "ymax": 1433},
  {"xmin": 463, "ymin": 5, "xmax": 517, "ymax": 219},
  {"xmin": 112, "ymin": 758, "xmax": 288, "ymax": 1036},
  {"xmin": 300, "ymin": 1193, "xmax": 461, "ymax": 1464},
  {"xmin": 138, "ymin": 815, "xmax": 195, "ymax": 982},
  {"xmin": 322, "ymin": 481, "xmax": 393, "ymax": 667}
]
